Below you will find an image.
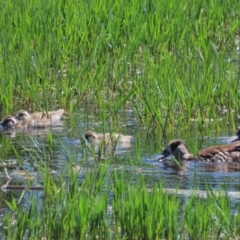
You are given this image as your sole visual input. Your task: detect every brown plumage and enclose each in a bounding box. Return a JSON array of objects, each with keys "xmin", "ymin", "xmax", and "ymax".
[
  {"xmin": 15, "ymin": 109, "xmax": 65, "ymax": 122},
  {"xmin": 158, "ymin": 139, "xmax": 240, "ymax": 163},
  {"xmin": 198, "ymin": 141, "xmax": 240, "ymax": 162}
]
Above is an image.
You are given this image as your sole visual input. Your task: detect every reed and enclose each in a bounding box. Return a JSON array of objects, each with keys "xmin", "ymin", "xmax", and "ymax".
[
  {"xmin": 1, "ymin": 0, "xmax": 240, "ymax": 239},
  {"xmin": 0, "ymin": 0, "xmax": 239, "ymax": 133},
  {"xmin": 2, "ymin": 166, "xmax": 240, "ymax": 239}
]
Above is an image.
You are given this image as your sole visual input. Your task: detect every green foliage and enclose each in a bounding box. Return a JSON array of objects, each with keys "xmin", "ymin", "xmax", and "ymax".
[
  {"xmin": 0, "ymin": 0, "xmax": 239, "ymax": 132},
  {"xmin": 2, "ymin": 167, "xmax": 240, "ymax": 239},
  {"xmin": 1, "ymin": 0, "xmax": 240, "ymax": 239},
  {"xmin": 113, "ymin": 172, "xmax": 179, "ymax": 239}
]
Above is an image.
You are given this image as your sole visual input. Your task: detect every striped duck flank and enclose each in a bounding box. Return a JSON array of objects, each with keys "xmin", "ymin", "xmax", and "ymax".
[
  {"xmin": 158, "ymin": 139, "xmax": 240, "ymax": 163},
  {"xmin": 197, "ymin": 141, "xmax": 240, "ymax": 162},
  {"xmin": 15, "ymin": 109, "xmax": 65, "ymax": 122}
]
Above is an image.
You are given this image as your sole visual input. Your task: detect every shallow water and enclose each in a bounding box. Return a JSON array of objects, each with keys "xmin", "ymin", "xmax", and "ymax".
[{"xmin": 0, "ymin": 108, "xmax": 240, "ymax": 220}]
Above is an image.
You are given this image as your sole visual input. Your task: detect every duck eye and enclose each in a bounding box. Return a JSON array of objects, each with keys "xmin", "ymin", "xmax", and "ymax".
[{"xmin": 85, "ymin": 134, "xmax": 90, "ymax": 140}]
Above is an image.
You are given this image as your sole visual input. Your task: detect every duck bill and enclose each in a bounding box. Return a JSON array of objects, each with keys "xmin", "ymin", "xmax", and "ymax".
[{"xmin": 157, "ymin": 149, "xmax": 170, "ymax": 160}]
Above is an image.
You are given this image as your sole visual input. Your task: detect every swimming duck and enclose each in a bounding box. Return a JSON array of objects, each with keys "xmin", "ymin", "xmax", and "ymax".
[
  {"xmin": 15, "ymin": 110, "xmax": 44, "ymax": 121},
  {"xmin": 84, "ymin": 131, "xmax": 133, "ymax": 145},
  {"xmin": 0, "ymin": 115, "xmax": 54, "ymax": 130},
  {"xmin": 158, "ymin": 140, "xmax": 194, "ymax": 161},
  {"xmin": 227, "ymin": 129, "xmax": 240, "ymax": 143},
  {"xmin": 158, "ymin": 139, "xmax": 240, "ymax": 163},
  {"xmin": 0, "ymin": 116, "xmax": 21, "ymax": 130},
  {"xmin": 15, "ymin": 109, "xmax": 65, "ymax": 121}
]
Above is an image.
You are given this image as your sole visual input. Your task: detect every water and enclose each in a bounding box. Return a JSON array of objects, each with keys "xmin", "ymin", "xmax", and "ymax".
[{"xmin": 0, "ymin": 107, "xmax": 240, "ymax": 221}]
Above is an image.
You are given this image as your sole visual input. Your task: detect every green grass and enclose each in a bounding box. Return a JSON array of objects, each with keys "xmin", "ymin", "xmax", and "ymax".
[
  {"xmin": 2, "ymin": 165, "xmax": 240, "ymax": 239},
  {"xmin": 1, "ymin": 0, "xmax": 240, "ymax": 238},
  {"xmin": 0, "ymin": 0, "xmax": 239, "ymax": 133}
]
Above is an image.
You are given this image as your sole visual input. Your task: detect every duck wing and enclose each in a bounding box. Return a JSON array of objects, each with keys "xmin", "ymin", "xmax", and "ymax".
[{"xmin": 198, "ymin": 142, "xmax": 240, "ymax": 162}]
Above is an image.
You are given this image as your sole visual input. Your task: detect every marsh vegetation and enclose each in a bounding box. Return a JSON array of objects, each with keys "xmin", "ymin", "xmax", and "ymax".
[{"xmin": 0, "ymin": 0, "xmax": 240, "ymax": 238}]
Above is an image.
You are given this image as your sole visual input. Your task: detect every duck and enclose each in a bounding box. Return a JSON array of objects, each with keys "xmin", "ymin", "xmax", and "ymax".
[
  {"xmin": 0, "ymin": 115, "xmax": 21, "ymax": 130},
  {"xmin": 227, "ymin": 129, "xmax": 240, "ymax": 143},
  {"xmin": 15, "ymin": 109, "xmax": 65, "ymax": 122},
  {"xmin": 158, "ymin": 139, "xmax": 240, "ymax": 163},
  {"xmin": 158, "ymin": 140, "xmax": 194, "ymax": 161},
  {"xmin": 15, "ymin": 110, "xmax": 44, "ymax": 121},
  {"xmin": 84, "ymin": 131, "xmax": 133, "ymax": 145},
  {"xmin": 0, "ymin": 115, "xmax": 54, "ymax": 130}
]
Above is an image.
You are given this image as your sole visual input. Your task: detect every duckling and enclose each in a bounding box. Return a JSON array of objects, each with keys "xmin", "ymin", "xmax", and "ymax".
[
  {"xmin": 84, "ymin": 131, "xmax": 133, "ymax": 145},
  {"xmin": 15, "ymin": 109, "xmax": 65, "ymax": 121},
  {"xmin": 0, "ymin": 115, "xmax": 55, "ymax": 130},
  {"xmin": 227, "ymin": 129, "xmax": 240, "ymax": 143},
  {"xmin": 0, "ymin": 116, "xmax": 21, "ymax": 130},
  {"xmin": 158, "ymin": 139, "xmax": 240, "ymax": 163},
  {"xmin": 158, "ymin": 140, "xmax": 194, "ymax": 161},
  {"xmin": 15, "ymin": 110, "xmax": 44, "ymax": 121}
]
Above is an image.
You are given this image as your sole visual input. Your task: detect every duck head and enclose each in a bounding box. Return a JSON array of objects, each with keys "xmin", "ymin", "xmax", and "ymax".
[
  {"xmin": 0, "ymin": 116, "xmax": 20, "ymax": 130},
  {"xmin": 84, "ymin": 131, "xmax": 99, "ymax": 144},
  {"xmin": 15, "ymin": 110, "xmax": 32, "ymax": 121},
  {"xmin": 158, "ymin": 139, "xmax": 194, "ymax": 161}
]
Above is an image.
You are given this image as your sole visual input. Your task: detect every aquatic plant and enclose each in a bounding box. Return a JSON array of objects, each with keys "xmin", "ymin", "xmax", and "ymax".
[
  {"xmin": 2, "ymin": 166, "xmax": 240, "ymax": 239},
  {"xmin": 0, "ymin": 0, "xmax": 239, "ymax": 133},
  {"xmin": 1, "ymin": 0, "xmax": 240, "ymax": 239}
]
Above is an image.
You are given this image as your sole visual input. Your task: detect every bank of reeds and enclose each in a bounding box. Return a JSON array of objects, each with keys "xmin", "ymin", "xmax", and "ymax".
[
  {"xmin": 1, "ymin": 0, "xmax": 240, "ymax": 239},
  {"xmin": 1, "ymin": 165, "xmax": 240, "ymax": 239},
  {"xmin": 0, "ymin": 0, "xmax": 240, "ymax": 133}
]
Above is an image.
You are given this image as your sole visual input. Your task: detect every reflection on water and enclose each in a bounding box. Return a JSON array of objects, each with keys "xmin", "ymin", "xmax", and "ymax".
[
  {"xmin": 0, "ymin": 108, "xmax": 240, "ymax": 218},
  {"xmin": 154, "ymin": 160, "xmax": 240, "ymax": 191}
]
